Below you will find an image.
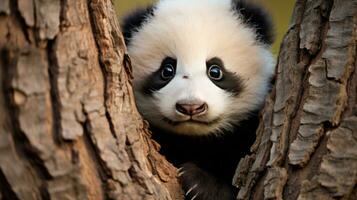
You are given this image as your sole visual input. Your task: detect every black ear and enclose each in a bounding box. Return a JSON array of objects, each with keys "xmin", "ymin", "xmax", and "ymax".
[
  {"xmin": 121, "ymin": 5, "xmax": 155, "ymax": 45},
  {"xmin": 232, "ymin": 0, "xmax": 275, "ymax": 45}
]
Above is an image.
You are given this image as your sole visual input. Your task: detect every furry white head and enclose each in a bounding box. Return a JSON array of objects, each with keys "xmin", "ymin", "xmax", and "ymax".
[{"xmin": 125, "ymin": 0, "xmax": 275, "ymax": 136}]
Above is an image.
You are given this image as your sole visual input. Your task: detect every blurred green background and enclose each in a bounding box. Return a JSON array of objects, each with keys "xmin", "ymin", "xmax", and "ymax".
[{"xmin": 114, "ymin": 0, "xmax": 295, "ymax": 55}]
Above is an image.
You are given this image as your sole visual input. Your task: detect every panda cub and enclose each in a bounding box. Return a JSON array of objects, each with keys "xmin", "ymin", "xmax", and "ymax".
[{"xmin": 122, "ymin": 0, "xmax": 275, "ymax": 199}]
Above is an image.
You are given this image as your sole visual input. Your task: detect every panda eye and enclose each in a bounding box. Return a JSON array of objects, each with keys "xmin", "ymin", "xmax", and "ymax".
[
  {"xmin": 208, "ymin": 65, "xmax": 223, "ymax": 80},
  {"xmin": 161, "ymin": 64, "xmax": 175, "ymax": 80}
]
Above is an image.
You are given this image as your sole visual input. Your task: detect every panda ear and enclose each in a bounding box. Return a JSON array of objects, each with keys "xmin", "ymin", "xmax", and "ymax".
[
  {"xmin": 121, "ymin": 5, "xmax": 155, "ymax": 45},
  {"xmin": 231, "ymin": 0, "xmax": 275, "ymax": 45}
]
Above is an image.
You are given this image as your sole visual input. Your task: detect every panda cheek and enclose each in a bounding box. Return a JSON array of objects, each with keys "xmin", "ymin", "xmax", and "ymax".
[
  {"xmin": 141, "ymin": 73, "xmax": 170, "ymax": 95},
  {"xmin": 212, "ymin": 73, "xmax": 245, "ymax": 96}
]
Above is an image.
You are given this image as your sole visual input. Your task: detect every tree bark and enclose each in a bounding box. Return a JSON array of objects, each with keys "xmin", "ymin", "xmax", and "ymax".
[
  {"xmin": 0, "ymin": 0, "xmax": 181, "ymax": 200},
  {"xmin": 1, "ymin": 0, "xmax": 356, "ymax": 200},
  {"xmin": 233, "ymin": 0, "xmax": 357, "ymax": 199}
]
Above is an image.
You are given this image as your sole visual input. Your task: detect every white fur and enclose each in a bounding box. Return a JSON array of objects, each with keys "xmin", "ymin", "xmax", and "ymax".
[{"xmin": 128, "ymin": 0, "xmax": 275, "ymax": 136}]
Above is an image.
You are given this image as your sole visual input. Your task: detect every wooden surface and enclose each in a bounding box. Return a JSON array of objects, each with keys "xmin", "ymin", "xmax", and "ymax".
[
  {"xmin": 233, "ymin": 0, "xmax": 357, "ymax": 199},
  {"xmin": 0, "ymin": 0, "xmax": 180, "ymax": 199}
]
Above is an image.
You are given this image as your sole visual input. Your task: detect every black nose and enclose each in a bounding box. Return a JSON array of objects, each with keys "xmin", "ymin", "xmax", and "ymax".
[{"xmin": 176, "ymin": 101, "xmax": 208, "ymax": 116}]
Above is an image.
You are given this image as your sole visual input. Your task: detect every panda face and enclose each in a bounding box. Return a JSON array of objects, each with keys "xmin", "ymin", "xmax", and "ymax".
[{"xmin": 127, "ymin": 0, "xmax": 275, "ymax": 136}]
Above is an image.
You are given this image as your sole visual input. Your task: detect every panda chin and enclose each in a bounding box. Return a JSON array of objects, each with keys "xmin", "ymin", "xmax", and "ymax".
[
  {"xmin": 160, "ymin": 117, "xmax": 222, "ymax": 136},
  {"xmin": 163, "ymin": 117, "xmax": 218, "ymax": 126}
]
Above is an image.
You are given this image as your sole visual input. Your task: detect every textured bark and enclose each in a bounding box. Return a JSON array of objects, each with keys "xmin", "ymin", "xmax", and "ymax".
[
  {"xmin": 0, "ymin": 0, "xmax": 181, "ymax": 200},
  {"xmin": 1, "ymin": 0, "xmax": 356, "ymax": 200},
  {"xmin": 233, "ymin": 0, "xmax": 357, "ymax": 199}
]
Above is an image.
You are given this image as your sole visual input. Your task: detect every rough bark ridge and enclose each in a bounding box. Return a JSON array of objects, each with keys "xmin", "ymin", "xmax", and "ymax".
[
  {"xmin": 0, "ymin": 0, "xmax": 180, "ymax": 200},
  {"xmin": 233, "ymin": 0, "xmax": 357, "ymax": 199}
]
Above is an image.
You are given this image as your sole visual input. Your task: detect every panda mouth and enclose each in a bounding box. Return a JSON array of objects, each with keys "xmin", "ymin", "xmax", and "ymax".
[{"xmin": 163, "ymin": 117, "xmax": 219, "ymax": 126}]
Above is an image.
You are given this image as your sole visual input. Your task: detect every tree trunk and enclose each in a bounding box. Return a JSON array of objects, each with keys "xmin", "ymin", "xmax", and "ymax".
[
  {"xmin": 233, "ymin": 0, "xmax": 357, "ymax": 199},
  {"xmin": 0, "ymin": 0, "xmax": 181, "ymax": 200},
  {"xmin": 1, "ymin": 0, "xmax": 356, "ymax": 200}
]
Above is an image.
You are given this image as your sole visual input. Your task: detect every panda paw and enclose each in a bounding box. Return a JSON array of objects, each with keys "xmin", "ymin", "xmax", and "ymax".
[{"xmin": 178, "ymin": 162, "xmax": 236, "ymax": 200}]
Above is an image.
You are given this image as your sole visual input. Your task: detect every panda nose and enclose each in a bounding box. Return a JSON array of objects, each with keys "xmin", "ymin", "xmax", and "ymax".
[{"xmin": 175, "ymin": 101, "xmax": 208, "ymax": 116}]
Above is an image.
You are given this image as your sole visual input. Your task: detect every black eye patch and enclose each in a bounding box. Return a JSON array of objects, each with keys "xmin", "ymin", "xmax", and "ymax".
[
  {"xmin": 142, "ymin": 57, "xmax": 177, "ymax": 95},
  {"xmin": 206, "ymin": 57, "xmax": 244, "ymax": 96}
]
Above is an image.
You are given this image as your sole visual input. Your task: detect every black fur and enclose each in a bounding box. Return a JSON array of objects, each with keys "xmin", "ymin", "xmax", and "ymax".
[
  {"xmin": 232, "ymin": 0, "xmax": 275, "ymax": 45},
  {"xmin": 206, "ymin": 57, "xmax": 244, "ymax": 96},
  {"xmin": 142, "ymin": 57, "xmax": 177, "ymax": 95},
  {"xmin": 179, "ymin": 163, "xmax": 236, "ymax": 200},
  {"xmin": 151, "ymin": 111, "xmax": 259, "ymax": 200},
  {"xmin": 121, "ymin": 5, "xmax": 155, "ymax": 45},
  {"xmin": 143, "ymin": 56, "xmax": 244, "ymax": 96}
]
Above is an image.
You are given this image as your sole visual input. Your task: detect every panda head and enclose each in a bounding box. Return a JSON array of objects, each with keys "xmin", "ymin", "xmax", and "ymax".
[{"xmin": 122, "ymin": 0, "xmax": 275, "ymax": 136}]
